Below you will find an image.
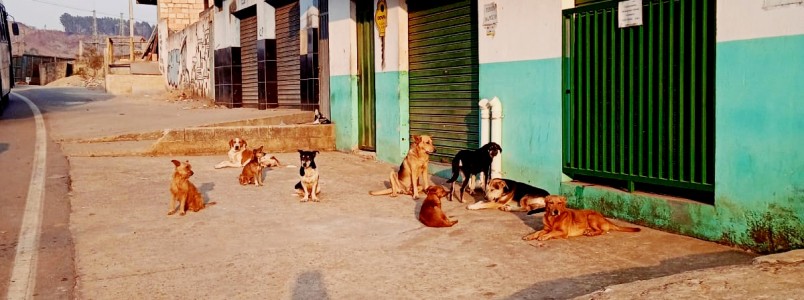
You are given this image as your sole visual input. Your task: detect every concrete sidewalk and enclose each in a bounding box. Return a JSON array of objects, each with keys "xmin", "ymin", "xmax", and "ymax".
[
  {"xmin": 67, "ymin": 153, "xmax": 757, "ymax": 299},
  {"xmin": 19, "ymin": 86, "xmax": 800, "ymax": 299}
]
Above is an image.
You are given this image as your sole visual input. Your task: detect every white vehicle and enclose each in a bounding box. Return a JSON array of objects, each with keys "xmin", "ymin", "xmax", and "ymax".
[{"xmin": 0, "ymin": 0, "xmax": 19, "ymax": 111}]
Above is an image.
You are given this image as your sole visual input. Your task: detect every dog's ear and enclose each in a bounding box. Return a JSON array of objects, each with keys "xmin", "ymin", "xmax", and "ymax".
[
  {"xmin": 497, "ymin": 145, "xmax": 502, "ymax": 153},
  {"xmin": 501, "ymin": 181, "xmax": 511, "ymax": 193},
  {"xmin": 241, "ymin": 139, "xmax": 248, "ymax": 147},
  {"xmin": 412, "ymin": 135, "xmax": 422, "ymax": 144},
  {"xmin": 171, "ymin": 160, "xmax": 181, "ymax": 167},
  {"xmin": 228, "ymin": 139, "xmax": 235, "ymax": 148},
  {"xmin": 256, "ymin": 146, "xmax": 264, "ymax": 152},
  {"xmin": 298, "ymin": 149, "xmax": 304, "ymax": 154}
]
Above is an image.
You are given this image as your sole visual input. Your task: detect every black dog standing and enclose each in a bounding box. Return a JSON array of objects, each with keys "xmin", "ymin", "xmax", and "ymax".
[
  {"xmin": 295, "ymin": 150, "xmax": 321, "ymax": 202},
  {"xmin": 446, "ymin": 142, "xmax": 502, "ymax": 203}
]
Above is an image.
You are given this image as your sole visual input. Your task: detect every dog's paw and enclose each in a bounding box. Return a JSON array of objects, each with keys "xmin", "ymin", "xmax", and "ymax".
[
  {"xmin": 167, "ymin": 210, "xmax": 175, "ymax": 215},
  {"xmin": 522, "ymin": 233, "xmax": 538, "ymax": 241},
  {"xmin": 312, "ymin": 197, "xmax": 320, "ymax": 202},
  {"xmin": 499, "ymin": 205, "xmax": 512, "ymax": 212},
  {"xmin": 179, "ymin": 211, "xmax": 186, "ymax": 216}
]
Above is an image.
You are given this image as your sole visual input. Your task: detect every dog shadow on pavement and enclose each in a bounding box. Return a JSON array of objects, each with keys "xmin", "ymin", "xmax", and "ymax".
[
  {"xmin": 0, "ymin": 143, "xmax": 8, "ymax": 154},
  {"xmin": 292, "ymin": 271, "xmax": 330, "ymax": 300},
  {"xmin": 198, "ymin": 182, "xmax": 215, "ymax": 204}
]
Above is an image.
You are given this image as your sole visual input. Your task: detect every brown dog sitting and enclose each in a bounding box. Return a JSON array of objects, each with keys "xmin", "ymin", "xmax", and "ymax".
[
  {"xmin": 169, "ymin": 160, "xmax": 215, "ymax": 216},
  {"xmin": 418, "ymin": 186, "xmax": 458, "ymax": 228},
  {"xmin": 239, "ymin": 146, "xmax": 266, "ymax": 186},
  {"xmin": 523, "ymin": 195, "xmax": 640, "ymax": 241},
  {"xmin": 369, "ymin": 135, "xmax": 436, "ymax": 200}
]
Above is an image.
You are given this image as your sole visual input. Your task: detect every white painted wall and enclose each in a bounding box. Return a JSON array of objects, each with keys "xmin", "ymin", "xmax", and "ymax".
[
  {"xmin": 717, "ymin": 0, "xmax": 804, "ymax": 42},
  {"xmin": 478, "ymin": 0, "xmax": 562, "ymax": 64},
  {"xmin": 214, "ymin": 0, "xmax": 241, "ymax": 49},
  {"xmin": 258, "ymin": 2, "xmax": 277, "ymax": 40},
  {"xmin": 329, "ymin": 0, "xmax": 356, "ymax": 76}
]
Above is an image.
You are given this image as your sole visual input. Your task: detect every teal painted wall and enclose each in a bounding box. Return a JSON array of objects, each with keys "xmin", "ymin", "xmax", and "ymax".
[
  {"xmin": 330, "ymin": 75, "xmax": 358, "ymax": 151},
  {"xmin": 375, "ymin": 71, "xmax": 410, "ymax": 165},
  {"xmin": 563, "ymin": 34, "xmax": 804, "ymax": 253},
  {"xmin": 714, "ymin": 34, "xmax": 804, "ymax": 252},
  {"xmin": 478, "ymin": 58, "xmax": 563, "ymax": 194}
]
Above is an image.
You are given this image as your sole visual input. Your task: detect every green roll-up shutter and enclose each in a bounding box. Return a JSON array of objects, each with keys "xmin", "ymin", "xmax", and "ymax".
[{"xmin": 408, "ymin": 0, "xmax": 479, "ymax": 163}]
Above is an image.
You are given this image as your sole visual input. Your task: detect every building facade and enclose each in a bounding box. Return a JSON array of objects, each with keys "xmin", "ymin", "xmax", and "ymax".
[
  {"xmin": 327, "ymin": 0, "xmax": 804, "ymax": 253},
  {"xmin": 142, "ymin": 0, "xmax": 804, "ymax": 252}
]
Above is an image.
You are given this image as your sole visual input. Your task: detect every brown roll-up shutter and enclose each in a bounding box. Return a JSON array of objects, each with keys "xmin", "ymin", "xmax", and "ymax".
[
  {"xmin": 276, "ymin": 2, "xmax": 301, "ymax": 108},
  {"xmin": 240, "ymin": 15, "xmax": 258, "ymax": 106}
]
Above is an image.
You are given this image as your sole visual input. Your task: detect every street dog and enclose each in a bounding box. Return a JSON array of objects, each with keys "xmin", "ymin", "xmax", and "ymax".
[
  {"xmin": 169, "ymin": 160, "xmax": 216, "ymax": 216},
  {"xmin": 215, "ymin": 138, "xmax": 254, "ymax": 169},
  {"xmin": 446, "ymin": 142, "xmax": 502, "ymax": 203},
  {"xmin": 418, "ymin": 185, "xmax": 458, "ymax": 227},
  {"xmin": 522, "ymin": 195, "xmax": 640, "ymax": 241},
  {"xmin": 294, "ymin": 150, "xmax": 321, "ymax": 202},
  {"xmin": 369, "ymin": 135, "xmax": 436, "ymax": 200},
  {"xmin": 259, "ymin": 154, "xmax": 281, "ymax": 168},
  {"xmin": 239, "ymin": 146, "xmax": 266, "ymax": 186},
  {"xmin": 467, "ymin": 178, "xmax": 550, "ymax": 212}
]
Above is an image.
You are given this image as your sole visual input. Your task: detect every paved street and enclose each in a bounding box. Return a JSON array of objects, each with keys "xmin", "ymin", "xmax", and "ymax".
[{"xmin": 4, "ymin": 86, "xmax": 804, "ymax": 299}]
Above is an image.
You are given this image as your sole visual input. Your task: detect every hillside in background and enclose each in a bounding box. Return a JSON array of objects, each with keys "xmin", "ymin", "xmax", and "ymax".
[
  {"xmin": 11, "ymin": 22, "xmax": 148, "ymax": 58},
  {"xmin": 59, "ymin": 13, "xmax": 153, "ymax": 37}
]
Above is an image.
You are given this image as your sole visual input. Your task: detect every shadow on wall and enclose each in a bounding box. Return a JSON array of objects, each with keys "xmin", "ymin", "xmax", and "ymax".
[
  {"xmin": 292, "ymin": 271, "xmax": 330, "ymax": 300},
  {"xmin": 504, "ymin": 250, "xmax": 754, "ymax": 299}
]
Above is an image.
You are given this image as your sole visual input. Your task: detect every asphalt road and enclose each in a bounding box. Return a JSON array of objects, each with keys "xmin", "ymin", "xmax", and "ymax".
[{"xmin": 1, "ymin": 88, "xmax": 75, "ymax": 299}]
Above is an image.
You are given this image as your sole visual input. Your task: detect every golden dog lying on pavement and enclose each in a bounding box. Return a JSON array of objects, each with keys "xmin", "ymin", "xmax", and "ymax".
[{"xmin": 523, "ymin": 195, "xmax": 640, "ymax": 241}]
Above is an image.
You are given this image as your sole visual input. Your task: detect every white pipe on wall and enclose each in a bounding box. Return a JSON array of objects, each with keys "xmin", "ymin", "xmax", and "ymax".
[
  {"xmin": 489, "ymin": 96, "xmax": 503, "ymax": 179},
  {"xmin": 477, "ymin": 98, "xmax": 491, "ymax": 188}
]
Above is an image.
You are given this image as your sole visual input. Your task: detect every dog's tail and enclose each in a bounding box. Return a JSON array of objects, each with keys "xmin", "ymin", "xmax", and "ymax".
[
  {"xmin": 611, "ymin": 223, "xmax": 641, "ymax": 232},
  {"xmin": 206, "ymin": 201, "xmax": 217, "ymax": 206},
  {"xmin": 526, "ymin": 207, "xmax": 546, "ymax": 215},
  {"xmin": 369, "ymin": 188, "xmax": 393, "ymax": 196},
  {"xmin": 446, "ymin": 157, "xmax": 461, "ymax": 183}
]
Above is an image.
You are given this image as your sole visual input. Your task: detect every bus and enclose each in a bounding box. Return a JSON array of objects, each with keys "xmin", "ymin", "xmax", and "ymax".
[{"xmin": 0, "ymin": 0, "xmax": 18, "ymax": 112}]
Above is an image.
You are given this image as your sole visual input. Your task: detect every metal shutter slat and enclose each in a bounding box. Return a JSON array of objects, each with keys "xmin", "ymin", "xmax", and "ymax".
[
  {"xmin": 276, "ymin": 2, "xmax": 301, "ymax": 107},
  {"xmin": 409, "ymin": 0, "xmax": 479, "ymax": 163},
  {"xmin": 240, "ymin": 16, "xmax": 259, "ymax": 105}
]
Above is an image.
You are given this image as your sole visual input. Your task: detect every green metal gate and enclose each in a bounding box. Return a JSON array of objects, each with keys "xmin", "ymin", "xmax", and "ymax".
[
  {"xmin": 562, "ymin": 0, "xmax": 715, "ymax": 194},
  {"xmin": 357, "ymin": 0, "xmax": 376, "ymax": 151},
  {"xmin": 409, "ymin": 0, "xmax": 479, "ymax": 163}
]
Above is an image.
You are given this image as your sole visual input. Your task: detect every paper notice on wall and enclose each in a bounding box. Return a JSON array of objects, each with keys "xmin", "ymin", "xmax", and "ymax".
[
  {"xmin": 618, "ymin": 0, "xmax": 643, "ymax": 28},
  {"xmin": 483, "ymin": 2, "xmax": 497, "ymax": 37}
]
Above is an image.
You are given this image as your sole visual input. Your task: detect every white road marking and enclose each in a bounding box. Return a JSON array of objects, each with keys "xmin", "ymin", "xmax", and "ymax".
[{"xmin": 6, "ymin": 92, "xmax": 48, "ymax": 300}]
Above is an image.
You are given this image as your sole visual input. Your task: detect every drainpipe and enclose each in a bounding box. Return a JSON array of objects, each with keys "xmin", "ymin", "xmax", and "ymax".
[
  {"xmin": 489, "ymin": 96, "xmax": 503, "ymax": 179},
  {"xmin": 478, "ymin": 98, "xmax": 491, "ymax": 187}
]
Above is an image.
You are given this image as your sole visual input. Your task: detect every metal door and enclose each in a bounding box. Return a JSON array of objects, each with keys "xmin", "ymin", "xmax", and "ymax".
[
  {"xmin": 240, "ymin": 15, "xmax": 259, "ymax": 106},
  {"xmin": 562, "ymin": 0, "xmax": 715, "ymax": 195},
  {"xmin": 276, "ymin": 2, "xmax": 302, "ymax": 108},
  {"xmin": 408, "ymin": 0, "xmax": 479, "ymax": 163},
  {"xmin": 356, "ymin": 0, "xmax": 376, "ymax": 151}
]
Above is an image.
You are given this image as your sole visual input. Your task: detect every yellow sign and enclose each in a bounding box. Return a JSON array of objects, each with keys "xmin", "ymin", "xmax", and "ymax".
[{"xmin": 375, "ymin": 0, "xmax": 388, "ymax": 37}]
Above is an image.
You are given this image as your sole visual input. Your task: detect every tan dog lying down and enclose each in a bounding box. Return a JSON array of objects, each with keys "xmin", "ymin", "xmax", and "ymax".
[
  {"xmin": 523, "ymin": 195, "xmax": 640, "ymax": 241},
  {"xmin": 369, "ymin": 135, "xmax": 436, "ymax": 200}
]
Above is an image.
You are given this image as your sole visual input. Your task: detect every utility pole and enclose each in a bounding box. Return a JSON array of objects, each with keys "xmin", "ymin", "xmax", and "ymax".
[
  {"xmin": 129, "ymin": 0, "xmax": 134, "ymax": 62},
  {"xmin": 120, "ymin": 13, "xmax": 124, "ymax": 36},
  {"xmin": 92, "ymin": 10, "xmax": 97, "ymax": 52}
]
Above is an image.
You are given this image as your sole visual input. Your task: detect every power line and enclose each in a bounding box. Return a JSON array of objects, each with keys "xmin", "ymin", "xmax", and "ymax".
[{"xmin": 30, "ymin": 0, "xmax": 153, "ymax": 23}]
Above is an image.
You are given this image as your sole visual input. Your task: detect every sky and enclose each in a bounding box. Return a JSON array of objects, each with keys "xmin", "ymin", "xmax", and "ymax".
[{"xmin": 3, "ymin": 0, "xmax": 158, "ymax": 31}]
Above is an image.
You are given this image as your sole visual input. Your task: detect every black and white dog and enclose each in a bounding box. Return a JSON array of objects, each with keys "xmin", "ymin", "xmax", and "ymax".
[
  {"xmin": 313, "ymin": 109, "xmax": 331, "ymax": 124},
  {"xmin": 446, "ymin": 142, "xmax": 502, "ymax": 203},
  {"xmin": 294, "ymin": 150, "xmax": 321, "ymax": 202}
]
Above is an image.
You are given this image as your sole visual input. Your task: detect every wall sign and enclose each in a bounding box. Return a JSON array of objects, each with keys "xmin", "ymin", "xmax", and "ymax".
[
  {"xmin": 483, "ymin": 2, "xmax": 497, "ymax": 37},
  {"xmin": 375, "ymin": 0, "xmax": 388, "ymax": 68},
  {"xmin": 618, "ymin": 0, "xmax": 643, "ymax": 28}
]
